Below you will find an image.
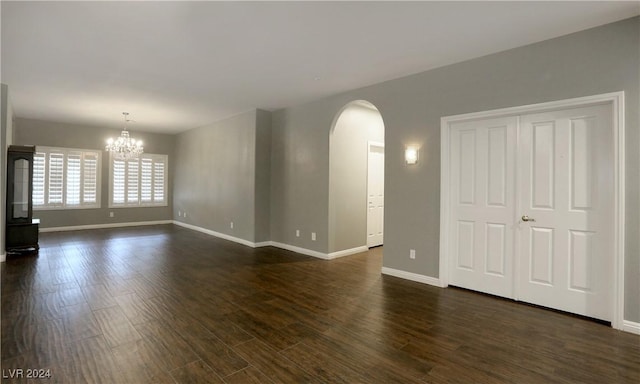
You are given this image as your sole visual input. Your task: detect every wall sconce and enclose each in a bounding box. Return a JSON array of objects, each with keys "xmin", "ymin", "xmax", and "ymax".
[{"xmin": 405, "ymin": 146, "xmax": 419, "ymax": 165}]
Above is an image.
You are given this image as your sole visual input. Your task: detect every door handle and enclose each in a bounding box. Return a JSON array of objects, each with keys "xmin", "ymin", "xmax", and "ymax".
[{"xmin": 521, "ymin": 215, "xmax": 535, "ymax": 222}]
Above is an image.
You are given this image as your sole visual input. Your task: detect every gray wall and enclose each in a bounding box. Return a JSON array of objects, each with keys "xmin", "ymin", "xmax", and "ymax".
[
  {"xmin": 271, "ymin": 102, "xmax": 333, "ymax": 252},
  {"xmin": 329, "ymin": 102, "xmax": 384, "ymax": 252},
  {"xmin": 255, "ymin": 109, "xmax": 272, "ymax": 243},
  {"xmin": 1, "ymin": 84, "xmax": 15, "ymax": 255},
  {"xmin": 14, "ymin": 118, "xmax": 174, "ymax": 228},
  {"xmin": 1, "ymin": 84, "xmax": 8, "ymax": 254},
  {"xmin": 174, "ymin": 110, "xmax": 270, "ymax": 243},
  {"xmin": 270, "ymin": 17, "xmax": 640, "ymax": 321}
]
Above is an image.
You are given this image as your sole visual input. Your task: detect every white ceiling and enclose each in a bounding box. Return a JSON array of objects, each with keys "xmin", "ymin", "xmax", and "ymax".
[{"xmin": 2, "ymin": 1, "xmax": 638, "ymax": 134}]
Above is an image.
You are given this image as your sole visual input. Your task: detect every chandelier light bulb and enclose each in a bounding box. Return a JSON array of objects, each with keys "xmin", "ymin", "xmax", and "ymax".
[{"xmin": 105, "ymin": 112, "xmax": 144, "ymax": 160}]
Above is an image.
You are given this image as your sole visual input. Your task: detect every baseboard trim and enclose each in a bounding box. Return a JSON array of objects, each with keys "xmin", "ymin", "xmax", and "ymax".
[
  {"xmin": 622, "ymin": 320, "xmax": 640, "ymax": 335},
  {"xmin": 39, "ymin": 220, "xmax": 173, "ymax": 233},
  {"xmin": 45, "ymin": 219, "xmax": 366, "ymax": 263},
  {"xmin": 172, "ymin": 221, "xmax": 257, "ymax": 248},
  {"xmin": 381, "ymin": 267, "xmax": 444, "ymax": 288},
  {"xmin": 327, "ymin": 246, "xmax": 368, "ymax": 259},
  {"xmin": 267, "ymin": 241, "xmax": 329, "ymax": 260},
  {"xmin": 0, "ymin": 253, "xmax": 6, "ymax": 263},
  {"xmin": 171, "ymin": 222, "xmax": 331, "ymax": 259}
]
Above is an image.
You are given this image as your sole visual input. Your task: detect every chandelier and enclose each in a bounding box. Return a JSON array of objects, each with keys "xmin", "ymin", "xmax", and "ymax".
[{"xmin": 106, "ymin": 112, "xmax": 143, "ymax": 160}]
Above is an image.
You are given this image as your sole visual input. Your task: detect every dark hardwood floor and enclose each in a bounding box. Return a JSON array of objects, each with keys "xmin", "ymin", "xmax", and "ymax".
[{"xmin": 1, "ymin": 224, "xmax": 638, "ymax": 383}]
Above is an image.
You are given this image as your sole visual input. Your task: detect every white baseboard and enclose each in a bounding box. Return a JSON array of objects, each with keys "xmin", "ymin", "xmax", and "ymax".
[
  {"xmin": 39, "ymin": 220, "xmax": 173, "ymax": 233},
  {"xmin": 622, "ymin": 320, "xmax": 640, "ymax": 335},
  {"xmin": 266, "ymin": 241, "xmax": 329, "ymax": 260},
  {"xmin": 37, "ymin": 220, "xmax": 369, "ymax": 264},
  {"xmin": 172, "ymin": 222, "xmax": 331, "ymax": 259},
  {"xmin": 0, "ymin": 253, "xmax": 5, "ymax": 263},
  {"xmin": 327, "ymin": 246, "xmax": 368, "ymax": 259},
  {"xmin": 381, "ymin": 267, "xmax": 444, "ymax": 288},
  {"xmin": 173, "ymin": 221, "xmax": 258, "ymax": 248}
]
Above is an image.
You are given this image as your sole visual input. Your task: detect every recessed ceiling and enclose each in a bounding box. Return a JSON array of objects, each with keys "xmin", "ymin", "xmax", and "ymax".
[{"xmin": 2, "ymin": 1, "xmax": 638, "ymax": 134}]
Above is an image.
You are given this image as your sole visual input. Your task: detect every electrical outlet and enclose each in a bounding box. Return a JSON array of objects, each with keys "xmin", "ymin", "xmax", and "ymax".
[
  {"xmin": 296, "ymin": 229, "xmax": 300, "ymax": 237},
  {"xmin": 184, "ymin": 212, "xmax": 187, "ymax": 218},
  {"xmin": 230, "ymin": 221, "xmax": 234, "ymax": 229},
  {"xmin": 311, "ymin": 232, "xmax": 316, "ymax": 241},
  {"xmin": 178, "ymin": 211, "xmax": 181, "ymax": 217},
  {"xmin": 109, "ymin": 212, "xmax": 114, "ymax": 218},
  {"xmin": 409, "ymin": 249, "xmax": 416, "ymax": 259}
]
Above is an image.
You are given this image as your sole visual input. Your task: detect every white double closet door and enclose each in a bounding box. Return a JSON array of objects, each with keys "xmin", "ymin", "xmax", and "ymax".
[{"xmin": 448, "ymin": 103, "xmax": 614, "ymax": 321}]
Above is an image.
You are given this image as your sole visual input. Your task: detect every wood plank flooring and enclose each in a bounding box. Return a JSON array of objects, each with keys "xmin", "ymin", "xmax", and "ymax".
[{"xmin": 1, "ymin": 224, "xmax": 639, "ymax": 383}]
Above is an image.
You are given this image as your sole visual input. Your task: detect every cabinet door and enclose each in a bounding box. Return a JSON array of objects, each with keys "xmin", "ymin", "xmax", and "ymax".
[
  {"xmin": 6, "ymin": 223, "xmax": 39, "ymax": 249},
  {"xmin": 12, "ymin": 157, "xmax": 31, "ymax": 220},
  {"xmin": 7, "ymin": 147, "xmax": 34, "ymax": 224}
]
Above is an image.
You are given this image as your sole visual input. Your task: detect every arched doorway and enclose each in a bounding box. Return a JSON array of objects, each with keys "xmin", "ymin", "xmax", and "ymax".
[{"xmin": 329, "ymin": 100, "xmax": 385, "ymax": 255}]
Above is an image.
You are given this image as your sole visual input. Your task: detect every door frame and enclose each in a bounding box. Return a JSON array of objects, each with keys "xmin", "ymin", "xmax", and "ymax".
[
  {"xmin": 439, "ymin": 92, "xmax": 625, "ymax": 330},
  {"xmin": 367, "ymin": 141, "xmax": 385, "ymax": 247}
]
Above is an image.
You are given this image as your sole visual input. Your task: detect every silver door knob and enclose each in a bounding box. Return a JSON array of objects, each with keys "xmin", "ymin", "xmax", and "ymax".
[{"xmin": 521, "ymin": 215, "xmax": 535, "ymax": 222}]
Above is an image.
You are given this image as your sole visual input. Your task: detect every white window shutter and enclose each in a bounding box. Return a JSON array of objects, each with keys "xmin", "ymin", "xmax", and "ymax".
[
  {"xmin": 113, "ymin": 158, "xmax": 126, "ymax": 205},
  {"xmin": 33, "ymin": 152, "xmax": 46, "ymax": 206},
  {"xmin": 33, "ymin": 147, "xmax": 101, "ymax": 209},
  {"xmin": 109, "ymin": 153, "xmax": 167, "ymax": 207},
  {"xmin": 66, "ymin": 152, "xmax": 81, "ymax": 205},
  {"xmin": 83, "ymin": 152, "xmax": 99, "ymax": 204},
  {"xmin": 153, "ymin": 160, "xmax": 165, "ymax": 203},
  {"xmin": 48, "ymin": 152, "xmax": 64, "ymax": 205},
  {"xmin": 126, "ymin": 159, "xmax": 139, "ymax": 204},
  {"xmin": 140, "ymin": 157, "xmax": 153, "ymax": 203}
]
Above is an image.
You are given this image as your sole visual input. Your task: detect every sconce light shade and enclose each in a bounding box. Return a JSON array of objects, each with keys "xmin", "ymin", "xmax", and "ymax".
[{"xmin": 405, "ymin": 146, "xmax": 419, "ymax": 165}]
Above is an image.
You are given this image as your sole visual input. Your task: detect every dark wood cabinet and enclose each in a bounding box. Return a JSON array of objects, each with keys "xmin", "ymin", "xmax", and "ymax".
[{"xmin": 6, "ymin": 145, "xmax": 39, "ymax": 252}]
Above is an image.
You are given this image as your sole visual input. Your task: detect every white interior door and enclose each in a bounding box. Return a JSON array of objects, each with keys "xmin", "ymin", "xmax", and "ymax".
[
  {"xmin": 517, "ymin": 104, "xmax": 614, "ymax": 321},
  {"xmin": 367, "ymin": 143, "xmax": 384, "ymax": 248},
  {"xmin": 449, "ymin": 117, "xmax": 517, "ymax": 298},
  {"xmin": 447, "ymin": 103, "xmax": 614, "ymax": 321}
]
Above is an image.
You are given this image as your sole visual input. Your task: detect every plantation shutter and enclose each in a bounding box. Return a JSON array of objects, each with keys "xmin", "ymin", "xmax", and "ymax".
[
  {"xmin": 48, "ymin": 152, "xmax": 64, "ymax": 205},
  {"xmin": 109, "ymin": 153, "xmax": 167, "ymax": 207},
  {"xmin": 83, "ymin": 153, "xmax": 99, "ymax": 204},
  {"xmin": 126, "ymin": 159, "xmax": 139, "ymax": 204},
  {"xmin": 140, "ymin": 157, "xmax": 153, "ymax": 203},
  {"xmin": 66, "ymin": 152, "xmax": 82, "ymax": 205},
  {"xmin": 113, "ymin": 159, "xmax": 126, "ymax": 205},
  {"xmin": 33, "ymin": 152, "xmax": 46, "ymax": 206},
  {"xmin": 153, "ymin": 160, "xmax": 165, "ymax": 203},
  {"xmin": 33, "ymin": 147, "xmax": 101, "ymax": 209}
]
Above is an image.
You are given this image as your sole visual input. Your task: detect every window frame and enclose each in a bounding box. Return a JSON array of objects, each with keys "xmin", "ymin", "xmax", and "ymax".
[
  {"xmin": 108, "ymin": 152, "xmax": 168, "ymax": 208},
  {"xmin": 33, "ymin": 146, "xmax": 102, "ymax": 210}
]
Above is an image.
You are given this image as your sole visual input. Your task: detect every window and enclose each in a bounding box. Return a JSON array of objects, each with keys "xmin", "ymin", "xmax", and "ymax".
[
  {"xmin": 109, "ymin": 153, "xmax": 167, "ymax": 207},
  {"xmin": 33, "ymin": 147, "xmax": 101, "ymax": 209}
]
